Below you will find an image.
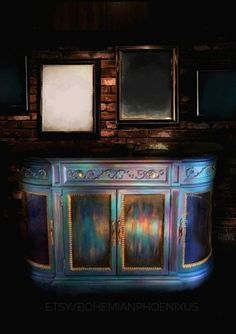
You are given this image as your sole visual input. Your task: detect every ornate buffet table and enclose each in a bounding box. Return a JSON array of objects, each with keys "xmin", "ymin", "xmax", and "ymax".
[{"xmin": 21, "ymin": 155, "xmax": 216, "ymax": 292}]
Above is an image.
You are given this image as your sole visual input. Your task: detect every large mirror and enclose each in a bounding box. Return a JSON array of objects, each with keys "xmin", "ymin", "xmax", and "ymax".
[
  {"xmin": 117, "ymin": 46, "xmax": 178, "ymax": 125},
  {"xmin": 39, "ymin": 60, "xmax": 99, "ymax": 138}
]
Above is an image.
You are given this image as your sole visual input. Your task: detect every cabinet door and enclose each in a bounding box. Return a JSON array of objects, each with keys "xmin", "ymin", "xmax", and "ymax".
[
  {"xmin": 23, "ymin": 190, "xmax": 54, "ymax": 271},
  {"xmin": 117, "ymin": 189, "xmax": 170, "ymax": 275},
  {"xmin": 178, "ymin": 188, "xmax": 212, "ymax": 269},
  {"xmin": 63, "ymin": 189, "xmax": 116, "ymax": 275}
]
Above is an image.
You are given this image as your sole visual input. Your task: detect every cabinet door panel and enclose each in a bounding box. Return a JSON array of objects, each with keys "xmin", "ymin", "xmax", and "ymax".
[
  {"xmin": 64, "ymin": 190, "xmax": 116, "ymax": 275},
  {"xmin": 118, "ymin": 189, "xmax": 170, "ymax": 275},
  {"xmin": 183, "ymin": 191, "xmax": 212, "ymax": 268},
  {"xmin": 23, "ymin": 191, "xmax": 53, "ymax": 270}
]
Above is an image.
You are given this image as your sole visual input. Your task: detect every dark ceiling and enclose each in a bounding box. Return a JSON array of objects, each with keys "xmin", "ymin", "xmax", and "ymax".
[{"xmin": 1, "ymin": 1, "xmax": 235, "ymax": 47}]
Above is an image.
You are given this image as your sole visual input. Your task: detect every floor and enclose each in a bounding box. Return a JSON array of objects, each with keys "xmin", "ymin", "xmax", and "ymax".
[{"xmin": 1, "ymin": 240, "xmax": 235, "ymax": 320}]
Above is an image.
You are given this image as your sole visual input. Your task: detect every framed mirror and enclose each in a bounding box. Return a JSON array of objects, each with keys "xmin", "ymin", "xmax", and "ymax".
[
  {"xmin": 117, "ymin": 46, "xmax": 178, "ymax": 125},
  {"xmin": 39, "ymin": 60, "xmax": 99, "ymax": 138},
  {"xmin": 0, "ymin": 55, "xmax": 28, "ymax": 114},
  {"xmin": 197, "ymin": 69, "xmax": 236, "ymax": 120}
]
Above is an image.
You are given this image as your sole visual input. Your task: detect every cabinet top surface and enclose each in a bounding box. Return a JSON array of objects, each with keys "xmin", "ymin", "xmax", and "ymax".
[{"xmin": 24, "ymin": 154, "xmax": 217, "ymax": 164}]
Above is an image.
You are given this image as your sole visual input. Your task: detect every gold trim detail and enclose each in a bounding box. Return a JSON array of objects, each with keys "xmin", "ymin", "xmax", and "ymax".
[
  {"xmin": 68, "ymin": 193, "xmax": 112, "ymax": 272},
  {"xmin": 24, "ymin": 191, "xmax": 52, "ymax": 270},
  {"xmin": 50, "ymin": 220, "xmax": 54, "ymax": 246},
  {"xmin": 26, "ymin": 258, "xmax": 51, "ymax": 270},
  {"xmin": 182, "ymin": 191, "xmax": 212, "ymax": 268},
  {"xmin": 121, "ymin": 193, "xmax": 164, "ymax": 271},
  {"xmin": 183, "ymin": 251, "xmax": 212, "ymax": 269},
  {"xmin": 117, "ymin": 220, "xmax": 122, "ymax": 245},
  {"xmin": 111, "ymin": 220, "xmax": 116, "ymax": 246}
]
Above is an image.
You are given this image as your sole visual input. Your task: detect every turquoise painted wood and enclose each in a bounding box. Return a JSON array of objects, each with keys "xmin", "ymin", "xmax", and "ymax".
[{"xmin": 21, "ymin": 156, "xmax": 216, "ymax": 292}]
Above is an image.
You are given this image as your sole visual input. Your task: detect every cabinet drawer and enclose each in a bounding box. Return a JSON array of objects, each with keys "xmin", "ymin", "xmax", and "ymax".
[
  {"xmin": 61, "ymin": 163, "xmax": 171, "ymax": 185},
  {"xmin": 180, "ymin": 161, "xmax": 216, "ymax": 185},
  {"xmin": 22, "ymin": 161, "xmax": 51, "ymax": 185}
]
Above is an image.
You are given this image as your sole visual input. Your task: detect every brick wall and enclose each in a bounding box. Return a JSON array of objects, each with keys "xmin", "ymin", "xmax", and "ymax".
[{"xmin": 1, "ymin": 44, "xmax": 236, "ymax": 243}]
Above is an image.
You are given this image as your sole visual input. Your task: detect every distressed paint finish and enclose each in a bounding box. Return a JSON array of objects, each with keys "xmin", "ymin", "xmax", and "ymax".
[
  {"xmin": 183, "ymin": 191, "xmax": 212, "ymax": 267},
  {"xmin": 21, "ymin": 159, "xmax": 51, "ymax": 185},
  {"xmin": 123, "ymin": 194, "xmax": 164, "ymax": 268},
  {"xmin": 70, "ymin": 194, "xmax": 111, "ymax": 269},
  {"xmin": 64, "ymin": 165, "xmax": 169, "ymax": 183},
  {"xmin": 24, "ymin": 192, "xmax": 50, "ymax": 267},
  {"xmin": 21, "ymin": 156, "xmax": 217, "ymax": 291},
  {"xmin": 22, "ymin": 166, "xmax": 48, "ymax": 180},
  {"xmin": 181, "ymin": 161, "xmax": 216, "ymax": 184}
]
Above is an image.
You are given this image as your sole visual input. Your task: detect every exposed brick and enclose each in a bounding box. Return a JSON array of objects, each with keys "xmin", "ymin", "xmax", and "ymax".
[
  {"xmin": 29, "ymin": 103, "xmax": 37, "ymax": 112},
  {"xmin": 30, "ymin": 113, "xmax": 37, "ymax": 120},
  {"xmin": 29, "ymin": 87, "xmax": 37, "ymax": 95},
  {"xmin": 29, "ymin": 95, "xmax": 37, "ymax": 104},
  {"xmin": 213, "ymin": 225, "xmax": 236, "ymax": 242},
  {"xmin": 126, "ymin": 138, "xmax": 155, "ymax": 145},
  {"xmin": 118, "ymin": 130, "xmax": 148, "ymax": 138},
  {"xmin": 12, "ymin": 191, "xmax": 23, "ymax": 200},
  {"xmin": 100, "ymin": 103, "xmax": 107, "ymax": 111},
  {"xmin": 29, "ymin": 78, "xmax": 37, "ymax": 86},
  {"xmin": 7, "ymin": 116, "xmax": 30, "ymax": 121},
  {"xmin": 0, "ymin": 121, "xmax": 21, "ymax": 129},
  {"xmin": 101, "ymin": 122, "xmax": 107, "ymax": 129},
  {"xmin": 180, "ymin": 121, "xmax": 210, "ymax": 129},
  {"xmin": 29, "ymin": 62, "xmax": 37, "ymax": 69},
  {"xmin": 106, "ymin": 103, "xmax": 116, "ymax": 112},
  {"xmin": 212, "ymin": 122, "xmax": 230, "ymax": 128},
  {"xmin": 215, "ymin": 207, "xmax": 236, "ymax": 217},
  {"xmin": 111, "ymin": 86, "xmax": 117, "ymax": 94},
  {"xmin": 21, "ymin": 121, "xmax": 37, "ymax": 129},
  {"xmin": 148, "ymin": 129, "xmax": 214, "ymax": 139},
  {"xmin": 101, "ymin": 129, "xmax": 117, "ymax": 137},
  {"xmin": 101, "ymin": 94, "xmax": 116, "ymax": 103},
  {"xmin": 62, "ymin": 51, "xmax": 115, "ymax": 59},
  {"xmin": 98, "ymin": 138, "xmax": 126, "ymax": 144},
  {"xmin": 105, "ymin": 121, "xmax": 117, "ymax": 129},
  {"xmin": 101, "ymin": 69, "xmax": 116, "ymax": 77},
  {"xmin": 0, "ymin": 129, "xmax": 37, "ymax": 138},
  {"xmin": 101, "ymin": 60, "xmax": 116, "ymax": 68},
  {"xmin": 101, "ymin": 78, "xmax": 116, "ymax": 86},
  {"xmin": 28, "ymin": 67, "xmax": 37, "ymax": 76},
  {"xmin": 148, "ymin": 130, "xmax": 173, "ymax": 138},
  {"xmin": 101, "ymin": 86, "xmax": 111, "ymax": 94},
  {"xmin": 101, "ymin": 112, "xmax": 116, "ymax": 121}
]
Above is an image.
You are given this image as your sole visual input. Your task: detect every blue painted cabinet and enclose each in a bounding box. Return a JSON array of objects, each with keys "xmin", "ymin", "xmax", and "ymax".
[
  {"xmin": 21, "ymin": 156, "xmax": 216, "ymax": 292},
  {"xmin": 117, "ymin": 189, "xmax": 170, "ymax": 275},
  {"xmin": 178, "ymin": 187, "xmax": 212, "ymax": 271},
  {"xmin": 63, "ymin": 189, "xmax": 116, "ymax": 275},
  {"xmin": 22, "ymin": 184, "xmax": 55, "ymax": 277}
]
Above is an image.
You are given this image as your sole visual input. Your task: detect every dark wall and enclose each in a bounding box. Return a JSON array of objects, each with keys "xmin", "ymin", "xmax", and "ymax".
[{"xmin": 1, "ymin": 1, "xmax": 235, "ymax": 44}]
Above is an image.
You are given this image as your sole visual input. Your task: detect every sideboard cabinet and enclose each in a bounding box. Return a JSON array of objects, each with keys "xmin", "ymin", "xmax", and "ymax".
[{"xmin": 21, "ymin": 156, "xmax": 216, "ymax": 292}]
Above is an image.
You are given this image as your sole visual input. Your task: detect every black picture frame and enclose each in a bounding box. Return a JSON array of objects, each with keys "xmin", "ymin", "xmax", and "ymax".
[
  {"xmin": 38, "ymin": 59, "xmax": 100, "ymax": 139},
  {"xmin": 117, "ymin": 46, "xmax": 178, "ymax": 125},
  {"xmin": 0, "ymin": 55, "xmax": 28, "ymax": 114},
  {"xmin": 197, "ymin": 68, "xmax": 236, "ymax": 120}
]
